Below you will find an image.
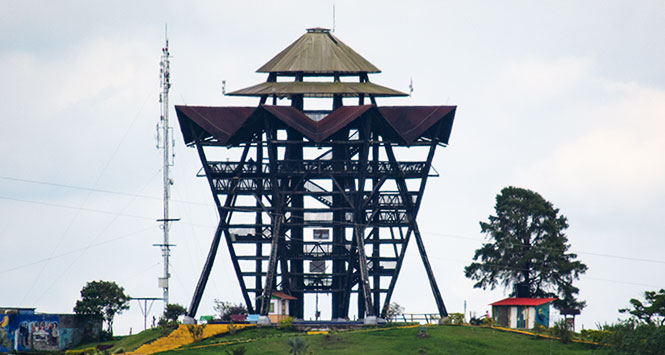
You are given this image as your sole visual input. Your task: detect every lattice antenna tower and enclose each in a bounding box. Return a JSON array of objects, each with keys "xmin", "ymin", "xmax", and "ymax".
[{"xmin": 156, "ymin": 25, "xmax": 177, "ymax": 312}]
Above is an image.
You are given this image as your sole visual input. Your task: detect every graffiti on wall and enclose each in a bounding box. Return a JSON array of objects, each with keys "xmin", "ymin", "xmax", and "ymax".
[
  {"xmin": 0, "ymin": 311, "xmax": 100, "ymax": 352},
  {"xmin": 0, "ymin": 315, "xmax": 11, "ymax": 351},
  {"xmin": 19, "ymin": 320, "xmax": 60, "ymax": 351},
  {"xmin": 0, "ymin": 315, "xmax": 60, "ymax": 352}
]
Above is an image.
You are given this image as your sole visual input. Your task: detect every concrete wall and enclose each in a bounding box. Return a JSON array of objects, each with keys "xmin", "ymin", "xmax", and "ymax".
[{"xmin": 0, "ymin": 311, "xmax": 101, "ymax": 352}]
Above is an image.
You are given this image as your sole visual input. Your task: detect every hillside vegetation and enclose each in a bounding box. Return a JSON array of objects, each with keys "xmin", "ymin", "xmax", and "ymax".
[
  {"xmin": 65, "ymin": 324, "xmax": 608, "ymax": 355},
  {"xmin": 159, "ymin": 324, "xmax": 599, "ymax": 355}
]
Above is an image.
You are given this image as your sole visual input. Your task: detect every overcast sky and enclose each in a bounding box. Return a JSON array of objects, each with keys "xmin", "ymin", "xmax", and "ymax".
[{"xmin": 1, "ymin": 1, "xmax": 664, "ymax": 335}]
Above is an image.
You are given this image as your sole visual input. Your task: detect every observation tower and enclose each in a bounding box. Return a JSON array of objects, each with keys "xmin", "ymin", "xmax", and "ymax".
[{"xmin": 176, "ymin": 28, "xmax": 456, "ymax": 321}]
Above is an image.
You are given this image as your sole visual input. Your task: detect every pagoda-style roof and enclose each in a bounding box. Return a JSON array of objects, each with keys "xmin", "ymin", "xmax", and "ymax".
[
  {"xmin": 175, "ymin": 104, "xmax": 456, "ymax": 146},
  {"xmin": 227, "ymin": 81, "xmax": 407, "ymax": 98},
  {"xmin": 257, "ymin": 28, "xmax": 380, "ymax": 75}
]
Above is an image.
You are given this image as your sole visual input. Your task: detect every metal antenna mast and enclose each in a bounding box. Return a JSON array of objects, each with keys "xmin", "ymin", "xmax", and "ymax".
[
  {"xmin": 156, "ymin": 25, "xmax": 177, "ymax": 312},
  {"xmin": 332, "ymin": 4, "xmax": 336, "ymax": 32}
]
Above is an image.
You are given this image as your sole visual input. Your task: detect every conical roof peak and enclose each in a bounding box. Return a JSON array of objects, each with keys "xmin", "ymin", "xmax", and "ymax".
[{"xmin": 257, "ymin": 28, "xmax": 380, "ymax": 75}]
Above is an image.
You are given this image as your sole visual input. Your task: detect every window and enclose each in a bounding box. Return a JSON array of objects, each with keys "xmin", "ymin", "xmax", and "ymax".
[{"xmin": 313, "ymin": 229, "xmax": 330, "ymax": 240}]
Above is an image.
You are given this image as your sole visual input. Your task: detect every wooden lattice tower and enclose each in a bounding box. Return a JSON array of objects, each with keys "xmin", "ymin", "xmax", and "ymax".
[{"xmin": 176, "ymin": 28, "xmax": 456, "ymax": 320}]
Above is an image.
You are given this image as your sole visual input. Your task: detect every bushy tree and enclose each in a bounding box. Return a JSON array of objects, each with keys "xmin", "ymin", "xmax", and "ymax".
[
  {"xmin": 163, "ymin": 303, "xmax": 187, "ymax": 323},
  {"xmin": 213, "ymin": 300, "xmax": 247, "ymax": 321},
  {"xmin": 464, "ymin": 187, "xmax": 588, "ymax": 310},
  {"xmin": 74, "ymin": 280, "xmax": 130, "ymax": 335},
  {"xmin": 619, "ymin": 289, "xmax": 665, "ymax": 326}
]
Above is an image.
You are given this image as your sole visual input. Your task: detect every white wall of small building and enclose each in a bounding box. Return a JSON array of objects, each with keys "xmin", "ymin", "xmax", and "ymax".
[
  {"xmin": 508, "ymin": 306, "xmax": 537, "ymax": 328},
  {"xmin": 510, "ymin": 307, "xmax": 517, "ymax": 328},
  {"xmin": 526, "ymin": 307, "xmax": 535, "ymax": 328},
  {"xmin": 269, "ymin": 298, "xmax": 289, "ymax": 315}
]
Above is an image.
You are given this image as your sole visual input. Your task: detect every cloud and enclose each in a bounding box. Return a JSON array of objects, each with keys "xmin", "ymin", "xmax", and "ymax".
[
  {"xmin": 0, "ymin": 36, "xmax": 155, "ymax": 114},
  {"xmin": 0, "ymin": 33, "xmax": 162, "ymax": 185},
  {"xmin": 487, "ymin": 55, "xmax": 594, "ymax": 106},
  {"xmin": 517, "ymin": 79, "xmax": 665, "ymax": 212}
]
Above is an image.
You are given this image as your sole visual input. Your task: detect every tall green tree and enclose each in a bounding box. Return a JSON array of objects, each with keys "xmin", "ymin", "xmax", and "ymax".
[
  {"xmin": 619, "ymin": 289, "xmax": 665, "ymax": 326},
  {"xmin": 74, "ymin": 280, "xmax": 130, "ymax": 334},
  {"xmin": 464, "ymin": 186, "xmax": 588, "ymax": 310}
]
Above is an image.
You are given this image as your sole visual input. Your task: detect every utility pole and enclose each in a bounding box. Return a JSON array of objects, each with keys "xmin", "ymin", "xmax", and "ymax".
[
  {"xmin": 155, "ymin": 26, "xmax": 178, "ymax": 312},
  {"xmin": 131, "ymin": 297, "xmax": 163, "ymax": 330}
]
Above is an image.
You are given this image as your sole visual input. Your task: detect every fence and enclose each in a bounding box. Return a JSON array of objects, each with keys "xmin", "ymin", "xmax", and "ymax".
[{"xmin": 389, "ymin": 313, "xmax": 441, "ymax": 324}]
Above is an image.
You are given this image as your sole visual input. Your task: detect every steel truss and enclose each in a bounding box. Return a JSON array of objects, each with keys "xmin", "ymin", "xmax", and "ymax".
[{"xmin": 186, "ymin": 114, "xmax": 448, "ymax": 320}]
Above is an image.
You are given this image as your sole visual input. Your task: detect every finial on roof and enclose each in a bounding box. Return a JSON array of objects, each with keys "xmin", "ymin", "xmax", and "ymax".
[{"xmin": 306, "ymin": 27, "xmax": 331, "ymax": 33}]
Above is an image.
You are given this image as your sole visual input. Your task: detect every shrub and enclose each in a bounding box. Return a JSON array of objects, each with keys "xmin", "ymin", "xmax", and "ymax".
[
  {"xmin": 279, "ymin": 316, "xmax": 294, "ymax": 330},
  {"xmin": 228, "ymin": 322, "xmax": 238, "ymax": 335},
  {"xmin": 549, "ymin": 319, "xmax": 573, "ymax": 344},
  {"xmin": 481, "ymin": 316, "xmax": 494, "ymax": 327},
  {"xmin": 599, "ymin": 320, "xmax": 665, "ymax": 354},
  {"xmin": 441, "ymin": 313, "xmax": 464, "ymax": 326},
  {"xmin": 187, "ymin": 324, "xmax": 206, "ymax": 341},
  {"xmin": 448, "ymin": 313, "xmax": 465, "ymax": 325},
  {"xmin": 579, "ymin": 328, "xmax": 609, "ymax": 343}
]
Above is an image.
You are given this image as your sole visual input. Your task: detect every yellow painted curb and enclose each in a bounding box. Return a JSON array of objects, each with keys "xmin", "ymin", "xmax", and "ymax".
[
  {"xmin": 307, "ymin": 331, "xmax": 329, "ymax": 335},
  {"xmin": 490, "ymin": 325, "xmax": 599, "ymax": 345}
]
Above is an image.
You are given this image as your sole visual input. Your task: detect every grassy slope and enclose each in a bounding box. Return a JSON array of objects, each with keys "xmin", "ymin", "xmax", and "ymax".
[
  {"xmin": 160, "ymin": 325, "xmax": 601, "ymax": 355},
  {"xmin": 68, "ymin": 327, "xmax": 174, "ymax": 354}
]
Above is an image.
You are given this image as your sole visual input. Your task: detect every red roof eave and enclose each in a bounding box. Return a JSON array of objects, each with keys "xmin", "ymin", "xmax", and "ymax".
[
  {"xmin": 490, "ymin": 298, "xmax": 557, "ymax": 307},
  {"xmin": 271, "ymin": 291, "xmax": 297, "ymax": 300}
]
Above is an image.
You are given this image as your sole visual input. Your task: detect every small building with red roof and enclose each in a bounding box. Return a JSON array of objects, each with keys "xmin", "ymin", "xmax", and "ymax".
[
  {"xmin": 490, "ymin": 298, "xmax": 557, "ymax": 329},
  {"xmin": 268, "ymin": 291, "xmax": 298, "ymax": 324}
]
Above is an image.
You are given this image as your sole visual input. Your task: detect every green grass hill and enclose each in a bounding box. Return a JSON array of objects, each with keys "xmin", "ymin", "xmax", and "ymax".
[
  {"xmin": 67, "ymin": 324, "xmax": 607, "ymax": 355},
  {"xmin": 163, "ymin": 324, "xmax": 600, "ymax": 355}
]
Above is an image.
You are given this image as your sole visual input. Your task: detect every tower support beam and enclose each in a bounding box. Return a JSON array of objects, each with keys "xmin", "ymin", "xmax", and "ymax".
[{"xmin": 176, "ymin": 28, "xmax": 455, "ymax": 321}]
